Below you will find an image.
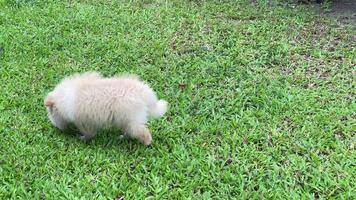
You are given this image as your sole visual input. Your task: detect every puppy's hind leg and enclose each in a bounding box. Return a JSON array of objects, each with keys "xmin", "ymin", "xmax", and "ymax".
[
  {"xmin": 117, "ymin": 106, "xmax": 152, "ymax": 145},
  {"xmin": 124, "ymin": 124, "xmax": 152, "ymax": 146}
]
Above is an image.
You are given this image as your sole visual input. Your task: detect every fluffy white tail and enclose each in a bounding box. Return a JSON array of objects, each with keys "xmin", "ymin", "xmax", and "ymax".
[{"xmin": 149, "ymin": 100, "xmax": 168, "ymax": 118}]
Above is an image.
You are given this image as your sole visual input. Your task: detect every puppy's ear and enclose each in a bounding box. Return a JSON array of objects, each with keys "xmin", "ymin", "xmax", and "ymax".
[{"xmin": 44, "ymin": 95, "xmax": 55, "ymax": 108}]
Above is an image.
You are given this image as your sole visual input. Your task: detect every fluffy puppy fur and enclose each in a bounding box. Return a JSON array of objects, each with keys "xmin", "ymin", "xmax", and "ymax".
[{"xmin": 44, "ymin": 72, "xmax": 168, "ymax": 145}]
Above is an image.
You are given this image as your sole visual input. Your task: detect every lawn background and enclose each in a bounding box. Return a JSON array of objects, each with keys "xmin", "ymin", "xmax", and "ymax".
[{"xmin": 0, "ymin": 0, "xmax": 355, "ymax": 199}]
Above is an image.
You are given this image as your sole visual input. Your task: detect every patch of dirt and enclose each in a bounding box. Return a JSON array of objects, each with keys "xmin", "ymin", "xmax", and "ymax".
[{"xmin": 324, "ymin": 0, "xmax": 356, "ymax": 24}]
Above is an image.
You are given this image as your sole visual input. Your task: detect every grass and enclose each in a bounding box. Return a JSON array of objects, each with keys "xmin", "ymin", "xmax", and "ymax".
[{"xmin": 0, "ymin": 0, "xmax": 355, "ymax": 199}]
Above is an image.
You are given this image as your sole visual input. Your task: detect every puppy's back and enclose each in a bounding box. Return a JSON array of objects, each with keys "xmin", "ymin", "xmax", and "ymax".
[{"xmin": 74, "ymin": 76, "xmax": 156, "ymax": 126}]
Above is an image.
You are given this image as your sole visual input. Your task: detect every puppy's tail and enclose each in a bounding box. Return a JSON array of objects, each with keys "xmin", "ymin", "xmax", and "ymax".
[{"xmin": 148, "ymin": 100, "xmax": 168, "ymax": 118}]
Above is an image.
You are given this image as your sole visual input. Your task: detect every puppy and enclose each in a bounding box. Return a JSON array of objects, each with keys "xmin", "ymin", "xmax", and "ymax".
[{"xmin": 44, "ymin": 72, "xmax": 168, "ymax": 145}]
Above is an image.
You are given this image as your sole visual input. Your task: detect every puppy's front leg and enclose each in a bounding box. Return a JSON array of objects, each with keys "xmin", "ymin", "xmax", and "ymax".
[
  {"xmin": 76, "ymin": 123, "xmax": 97, "ymax": 141},
  {"xmin": 79, "ymin": 134, "xmax": 95, "ymax": 141}
]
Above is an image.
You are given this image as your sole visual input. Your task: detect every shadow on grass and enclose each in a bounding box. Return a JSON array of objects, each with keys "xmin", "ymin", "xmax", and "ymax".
[{"xmin": 56, "ymin": 124, "xmax": 153, "ymax": 152}]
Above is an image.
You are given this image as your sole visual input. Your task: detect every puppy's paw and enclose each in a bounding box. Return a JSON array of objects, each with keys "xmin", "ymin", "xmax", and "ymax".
[
  {"xmin": 141, "ymin": 133, "xmax": 152, "ymax": 146},
  {"xmin": 119, "ymin": 134, "xmax": 129, "ymax": 140},
  {"xmin": 79, "ymin": 135, "xmax": 92, "ymax": 141}
]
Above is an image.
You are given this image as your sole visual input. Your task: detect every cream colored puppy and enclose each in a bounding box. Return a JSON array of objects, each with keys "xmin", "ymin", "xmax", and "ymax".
[{"xmin": 44, "ymin": 72, "xmax": 168, "ymax": 145}]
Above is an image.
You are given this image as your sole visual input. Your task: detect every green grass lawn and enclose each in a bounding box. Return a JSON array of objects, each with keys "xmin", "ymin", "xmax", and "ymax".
[{"xmin": 0, "ymin": 0, "xmax": 355, "ymax": 199}]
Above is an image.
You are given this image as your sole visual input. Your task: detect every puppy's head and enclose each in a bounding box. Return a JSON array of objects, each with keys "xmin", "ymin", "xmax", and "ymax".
[{"xmin": 44, "ymin": 93, "xmax": 67, "ymax": 130}]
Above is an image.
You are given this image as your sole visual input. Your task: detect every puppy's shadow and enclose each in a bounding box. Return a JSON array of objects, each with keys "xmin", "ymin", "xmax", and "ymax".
[{"xmin": 60, "ymin": 124, "xmax": 148, "ymax": 152}]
